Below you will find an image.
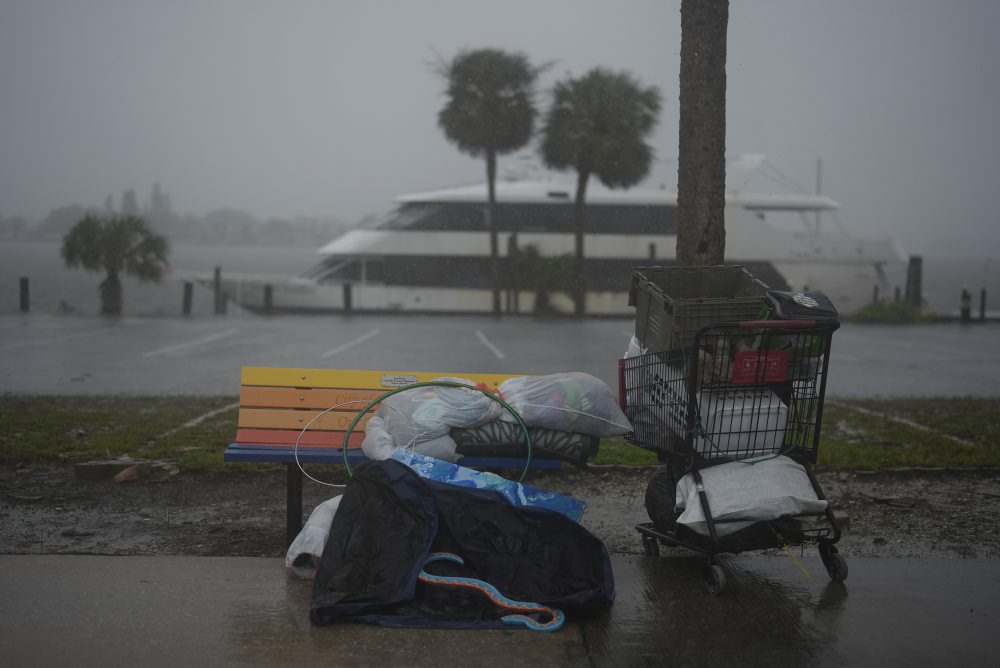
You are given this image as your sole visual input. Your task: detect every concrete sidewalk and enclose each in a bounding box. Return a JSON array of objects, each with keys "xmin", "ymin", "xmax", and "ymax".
[{"xmin": 1, "ymin": 554, "xmax": 997, "ymax": 666}]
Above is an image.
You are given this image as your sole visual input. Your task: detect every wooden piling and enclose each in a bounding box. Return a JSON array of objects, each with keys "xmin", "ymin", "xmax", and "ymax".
[
  {"xmin": 19, "ymin": 277, "xmax": 29, "ymax": 313},
  {"xmin": 905, "ymin": 255, "xmax": 923, "ymax": 307}
]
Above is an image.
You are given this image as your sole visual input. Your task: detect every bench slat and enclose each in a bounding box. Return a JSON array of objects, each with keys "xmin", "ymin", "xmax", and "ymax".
[
  {"xmin": 241, "ymin": 366, "xmax": 521, "ymax": 391},
  {"xmin": 238, "ymin": 408, "xmax": 374, "ymax": 431},
  {"xmin": 224, "ymin": 444, "xmax": 563, "ymax": 470},
  {"xmin": 234, "ymin": 428, "xmax": 365, "ymax": 448},
  {"xmin": 239, "ymin": 386, "xmax": 383, "ymax": 409}
]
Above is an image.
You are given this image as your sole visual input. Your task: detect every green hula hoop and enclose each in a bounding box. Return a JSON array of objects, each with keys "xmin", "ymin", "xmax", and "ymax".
[{"xmin": 342, "ymin": 381, "xmax": 534, "ymax": 482}]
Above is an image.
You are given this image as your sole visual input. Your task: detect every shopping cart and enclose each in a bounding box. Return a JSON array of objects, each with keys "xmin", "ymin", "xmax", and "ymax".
[{"xmin": 618, "ymin": 318, "xmax": 847, "ymax": 595}]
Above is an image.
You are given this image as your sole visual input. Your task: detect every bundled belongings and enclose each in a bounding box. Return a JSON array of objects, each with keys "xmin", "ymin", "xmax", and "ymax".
[
  {"xmin": 362, "ymin": 377, "xmax": 501, "ymax": 463},
  {"xmin": 310, "ymin": 459, "xmax": 614, "ymax": 629},
  {"xmin": 361, "ymin": 373, "xmax": 630, "ymax": 465},
  {"xmin": 497, "ymin": 372, "xmax": 632, "ymax": 437}
]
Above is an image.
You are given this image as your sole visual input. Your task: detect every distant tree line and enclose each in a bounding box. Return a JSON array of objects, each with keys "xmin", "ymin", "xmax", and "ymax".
[{"xmin": 2, "ymin": 183, "xmax": 347, "ymax": 246}]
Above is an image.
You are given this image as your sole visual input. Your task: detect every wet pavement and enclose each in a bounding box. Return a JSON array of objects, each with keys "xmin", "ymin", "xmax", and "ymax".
[
  {"xmin": 1, "ymin": 554, "xmax": 996, "ymax": 666},
  {"xmin": 1, "ymin": 313, "xmax": 999, "ymax": 397}
]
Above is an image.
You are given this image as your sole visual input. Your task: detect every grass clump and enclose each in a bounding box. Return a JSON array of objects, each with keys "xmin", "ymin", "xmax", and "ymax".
[
  {"xmin": 818, "ymin": 398, "xmax": 1000, "ymax": 470},
  {"xmin": 0, "ymin": 395, "xmax": 243, "ymax": 473},
  {"xmin": 591, "ymin": 439, "xmax": 658, "ymax": 466},
  {"xmin": 846, "ymin": 300, "xmax": 935, "ymax": 323}
]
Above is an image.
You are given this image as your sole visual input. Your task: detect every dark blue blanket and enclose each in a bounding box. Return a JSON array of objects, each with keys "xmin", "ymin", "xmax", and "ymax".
[{"xmin": 310, "ymin": 459, "xmax": 615, "ymax": 629}]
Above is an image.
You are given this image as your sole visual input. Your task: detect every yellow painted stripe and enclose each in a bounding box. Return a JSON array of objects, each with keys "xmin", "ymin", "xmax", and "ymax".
[
  {"xmin": 241, "ymin": 367, "xmax": 522, "ymax": 391},
  {"xmin": 238, "ymin": 408, "xmax": 374, "ymax": 431}
]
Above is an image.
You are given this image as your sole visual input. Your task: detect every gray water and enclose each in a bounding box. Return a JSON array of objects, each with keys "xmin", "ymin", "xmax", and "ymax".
[
  {"xmin": 0, "ymin": 239, "xmax": 995, "ymax": 317},
  {"xmin": 0, "ymin": 240, "xmax": 319, "ymax": 317}
]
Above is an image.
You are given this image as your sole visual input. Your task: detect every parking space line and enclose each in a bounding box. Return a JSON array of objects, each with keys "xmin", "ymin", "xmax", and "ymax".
[
  {"xmin": 474, "ymin": 329, "xmax": 505, "ymax": 360},
  {"xmin": 321, "ymin": 328, "xmax": 380, "ymax": 359},
  {"xmin": 0, "ymin": 327, "xmax": 116, "ymax": 352},
  {"xmin": 142, "ymin": 328, "xmax": 240, "ymax": 358}
]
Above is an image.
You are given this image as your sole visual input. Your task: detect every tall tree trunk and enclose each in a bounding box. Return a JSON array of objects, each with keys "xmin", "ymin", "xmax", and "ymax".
[
  {"xmin": 100, "ymin": 270, "xmax": 122, "ymax": 315},
  {"xmin": 676, "ymin": 0, "xmax": 729, "ymax": 266},
  {"xmin": 486, "ymin": 151, "xmax": 501, "ymax": 315},
  {"xmin": 573, "ymin": 170, "xmax": 590, "ymax": 317}
]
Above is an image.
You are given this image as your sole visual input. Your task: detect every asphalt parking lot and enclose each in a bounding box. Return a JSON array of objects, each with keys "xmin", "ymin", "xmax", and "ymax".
[{"xmin": 2, "ymin": 313, "xmax": 999, "ymax": 397}]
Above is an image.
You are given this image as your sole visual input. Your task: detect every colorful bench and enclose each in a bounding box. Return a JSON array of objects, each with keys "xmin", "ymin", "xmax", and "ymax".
[{"xmin": 224, "ymin": 367, "xmax": 572, "ymax": 546}]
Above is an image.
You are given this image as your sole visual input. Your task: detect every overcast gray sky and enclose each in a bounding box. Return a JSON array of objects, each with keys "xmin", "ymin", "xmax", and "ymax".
[{"xmin": 1, "ymin": 0, "xmax": 998, "ymax": 256}]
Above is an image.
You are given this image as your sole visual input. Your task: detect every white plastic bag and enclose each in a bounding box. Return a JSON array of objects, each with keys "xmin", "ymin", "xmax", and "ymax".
[
  {"xmin": 674, "ymin": 456, "xmax": 827, "ymax": 536},
  {"xmin": 362, "ymin": 377, "xmax": 497, "ymax": 462},
  {"xmin": 624, "ymin": 335, "xmax": 648, "ymax": 359},
  {"xmin": 361, "ymin": 414, "xmax": 461, "ymax": 463},
  {"xmin": 285, "ymin": 495, "xmax": 342, "ymax": 579},
  {"xmin": 498, "ymin": 372, "xmax": 632, "ymax": 437}
]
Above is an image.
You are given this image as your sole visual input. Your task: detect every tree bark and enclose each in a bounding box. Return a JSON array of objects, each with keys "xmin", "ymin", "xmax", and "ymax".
[
  {"xmin": 486, "ymin": 151, "xmax": 501, "ymax": 316},
  {"xmin": 676, "ymin": 0, "xmax": 729, "ymax": 266},
  {"xmin": 573, "ymin": 170, "xmax": 590, "ymax": 317},
  {"xmin": 101, "ymin": 270, "xmax": 122, "ymax": 315}
]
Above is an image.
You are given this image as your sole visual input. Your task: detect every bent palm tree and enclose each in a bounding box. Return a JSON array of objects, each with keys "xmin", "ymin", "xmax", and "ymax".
[
  {"xmin": 539, "ymin": 68, "xmax": 661, "ymax": 316},
  {"xmin": 61, "ymin": 213, "xmax": 170, "ymax": 315},
  {"xmin": 436, "ymin": 48, "xmax": 542, "ymax": 315}
]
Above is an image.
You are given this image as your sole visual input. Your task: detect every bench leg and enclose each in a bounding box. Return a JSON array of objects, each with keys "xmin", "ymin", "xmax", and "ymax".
[{"xmin": 286, "ymin": 464, "xmax": 303, "ymax": 548}]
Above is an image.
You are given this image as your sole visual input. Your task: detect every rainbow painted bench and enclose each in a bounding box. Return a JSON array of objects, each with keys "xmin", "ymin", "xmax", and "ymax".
[{"xmin": 224, "ymin": 367, "xmax": 596, "ymax": 546}]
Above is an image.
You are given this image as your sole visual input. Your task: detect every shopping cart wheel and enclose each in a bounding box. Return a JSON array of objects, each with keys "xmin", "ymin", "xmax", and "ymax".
[
  {"xmin": 704, "ymin": 564, "xmax": 726, "ymax": 596},
  {"xmin": 819, "ymin": 541, "xmax": 848, "ymax": 583},
  {"xmin": 644, "ymin": 464, "xmax": 677, "ymax": 531},
  {"xmin": 642, "ymin": 533, "xmax": 660, "ymax": 558}
]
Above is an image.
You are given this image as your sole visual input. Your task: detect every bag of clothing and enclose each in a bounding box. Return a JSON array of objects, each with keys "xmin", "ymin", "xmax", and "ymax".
[{"xmin": 498, "ymin": 372, "xmax": 632, "ymax": 437}]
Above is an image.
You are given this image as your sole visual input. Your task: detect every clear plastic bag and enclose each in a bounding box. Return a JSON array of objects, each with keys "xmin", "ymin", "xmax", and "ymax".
[
  {"xmin": 498, "ymin": 372, "xmax": 632, "ymax": 437},
  {"xmin": 362, "ymin": 378, "xmax": 500, "ymax": 462},
  {"xmin": 285, "ymin": 495, "xmax": 342, "ymax": 579}
]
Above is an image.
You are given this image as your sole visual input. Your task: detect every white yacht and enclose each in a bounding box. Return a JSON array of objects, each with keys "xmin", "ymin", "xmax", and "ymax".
[{"xmin": 210, "ymin": 155, "xmax": 908, "ymax": 316}]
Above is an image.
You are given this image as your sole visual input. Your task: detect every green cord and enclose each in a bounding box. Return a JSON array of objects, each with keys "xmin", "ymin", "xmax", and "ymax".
[{"xmin": 341, "ymin": 381, "xmax": 534, "ymax": 482}]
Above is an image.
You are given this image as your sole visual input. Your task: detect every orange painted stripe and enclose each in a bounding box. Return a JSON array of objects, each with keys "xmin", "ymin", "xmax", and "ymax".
[
  {"xmin": 239, "ymin": 386, "xmax": 383, "ymax": 410},
  {"xmin": 234, "ymin": 428, "xmax": 364, "ymax": 448},
  {"xmin": 238, "ymin": 408, "xmax": 374, "ymax": 431}
]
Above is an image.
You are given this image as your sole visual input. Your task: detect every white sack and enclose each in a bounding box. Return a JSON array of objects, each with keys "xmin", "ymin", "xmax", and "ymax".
[
  {"xmin": 380, "ymin": 377, "xmax": 500, "ymax": 435},
  {"xmin": 285, "ymin": 495, "xmax": 342, "ymax": 579},
  {"xmin": 498, "ymin": 372, "xmax": 632, "ymax": 437},
  {"xmin": 675, "ymin": 455, "xmax": 827, "ymax": 537}
]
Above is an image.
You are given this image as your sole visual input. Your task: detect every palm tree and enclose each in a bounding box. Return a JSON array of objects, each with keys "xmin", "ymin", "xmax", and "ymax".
[
  {"xmin": 61, "ymin": 213, "xmax": 170, "ymax": 315},
  {"xmin": 676, "ymin": 0, "xmax": 729, "ymax": 266},
  {"xmin": 436, "ymin": 48, "xmax": 542, "ymax": 315},
  {"xmin": 510, "ymin": 244, "xmax": 574, "ymax": 315},
  {"xmin": 539, "ymin": 68, "xmax": 661, "ymax": 316}
]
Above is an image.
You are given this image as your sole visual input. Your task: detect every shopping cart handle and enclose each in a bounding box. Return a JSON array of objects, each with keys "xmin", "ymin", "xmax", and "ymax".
[{"xmin": 739, "ymin": 319, "xmax": 817, "ymax": 329}]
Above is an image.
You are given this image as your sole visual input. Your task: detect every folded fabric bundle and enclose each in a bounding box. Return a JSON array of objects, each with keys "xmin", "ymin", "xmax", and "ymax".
[{"xmin": 451, "ymin": 420, "xmax": 599, "ymax": 468}]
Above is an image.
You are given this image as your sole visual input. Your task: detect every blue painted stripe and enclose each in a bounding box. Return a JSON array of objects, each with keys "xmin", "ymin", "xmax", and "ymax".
[{"xmin": 224, "ymin": 444, "xmax": 563, "ymax": 469}]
